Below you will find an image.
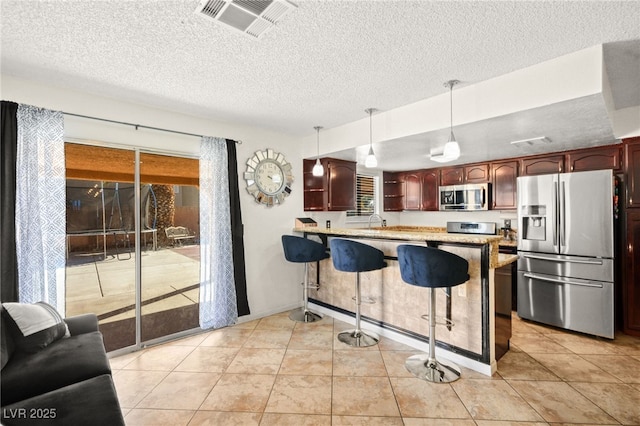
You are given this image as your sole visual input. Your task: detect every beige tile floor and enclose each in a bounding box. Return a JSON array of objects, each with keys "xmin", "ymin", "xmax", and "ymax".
[{"xmin": 110, "ymin": 311, "xmax": 640, "ymax": 426}]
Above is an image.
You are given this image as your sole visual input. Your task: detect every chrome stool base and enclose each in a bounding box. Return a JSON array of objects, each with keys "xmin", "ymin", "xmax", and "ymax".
[
  {"xmin": 289, "ymin": 308, "xmax": 322, "ymax": 323},
  {"xmin": 337, "ymin": 329, "xmax": 379, "ymax": 347},
  {"xmin": 405, "ymin": 354, "xmax": 461, "ymax": 383}
]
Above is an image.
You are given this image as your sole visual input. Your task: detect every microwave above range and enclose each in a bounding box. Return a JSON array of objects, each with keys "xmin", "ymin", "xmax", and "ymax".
[{"xmin": 439, "ymin": 183, "xmax": 491, "ymax": 211}]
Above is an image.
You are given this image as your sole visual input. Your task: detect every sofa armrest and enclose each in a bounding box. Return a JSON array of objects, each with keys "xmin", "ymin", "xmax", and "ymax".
[{"xmin": 64, "ymin": 314, "xmax": 99, "ymax": 336}]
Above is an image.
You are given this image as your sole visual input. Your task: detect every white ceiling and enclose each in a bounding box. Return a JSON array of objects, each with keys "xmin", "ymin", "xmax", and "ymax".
[{"xmin": 1, "ymin": 1, "xmax": 640, "ymax": 170}]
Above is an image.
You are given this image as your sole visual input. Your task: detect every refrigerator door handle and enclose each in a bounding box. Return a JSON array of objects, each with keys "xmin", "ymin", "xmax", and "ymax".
[
  {"xmin": 560, "ymin": 181, "xmax": 566, "ymax": 249},
  {"xmin": 522, "ymin": 253, "xmax": 604, "ymax": 265},
  {"xmin": 523, "ymin": 273, "xmax": 603, "ymax": 288},
  {"xmin": 553, "ymin": 181, "xmax": 558, "ymax": 249}
]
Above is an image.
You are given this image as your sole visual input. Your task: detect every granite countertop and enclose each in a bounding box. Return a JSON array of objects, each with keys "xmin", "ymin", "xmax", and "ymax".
[
  {"xmin": 293, "ymin": 226, "xmax": 503, "ymax": 245},
  {"xmin": 496, "ymin": 254, "xmax": 519, "ymax": 268},
  {"xmin": 293, "ymin": 225, "xmax": 520, "ymax": 268}
]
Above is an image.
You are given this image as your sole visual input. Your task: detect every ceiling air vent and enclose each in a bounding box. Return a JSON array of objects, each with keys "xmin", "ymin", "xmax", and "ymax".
[{"xmin": 195, "ymin": 0, "xmax": 297, "ymax": 39}]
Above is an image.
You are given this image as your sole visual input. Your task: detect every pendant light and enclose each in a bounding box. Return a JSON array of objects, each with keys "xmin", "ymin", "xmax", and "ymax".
[
  {"xmin": 364, "ymin": 108, "xmax": 378, "ymax": 168},
  {"xmin": 312, "ymin": 126, "xmax": 324, "ymax": 177},
  {"xmin": 431, "ymin": 80, "xmax": 461, "ymax": 163}
]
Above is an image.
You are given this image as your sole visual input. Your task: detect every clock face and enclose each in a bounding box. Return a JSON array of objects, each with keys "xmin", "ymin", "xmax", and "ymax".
[
  {"xmin": 244, "ymin": 149, "xmax": 293, "ymax": 207},
  {"xmin": 255, "ymin": 160, "xmax": 285, "ymax": 194}
]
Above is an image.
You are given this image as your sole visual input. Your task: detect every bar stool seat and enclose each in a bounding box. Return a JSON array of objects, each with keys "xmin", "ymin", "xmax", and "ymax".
[
  {"xmin": 330, "ymin": 238, "xmax": 387, "ymax": 347},
  {"xmin": 282, "ymin": 235, "xmax": 329, "ymax": 322},
  {"xmin": 397, "ymin": 244, "xmax": 469, "ymax": 383}
]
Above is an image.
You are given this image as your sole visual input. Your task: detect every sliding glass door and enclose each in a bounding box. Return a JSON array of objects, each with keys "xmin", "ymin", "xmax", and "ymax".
[
  {"xmin": 139, "ymin": 152, "xmax": 200, "ymax": 344},
  {"xmin": 65, "ymin": 143, "xmax": 200, "ymax": 352}
]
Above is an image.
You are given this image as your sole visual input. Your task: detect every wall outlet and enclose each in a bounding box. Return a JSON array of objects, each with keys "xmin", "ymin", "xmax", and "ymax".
[{"xmin": 458, "ymin": 283, "xmax": 467, "ymax": 298}]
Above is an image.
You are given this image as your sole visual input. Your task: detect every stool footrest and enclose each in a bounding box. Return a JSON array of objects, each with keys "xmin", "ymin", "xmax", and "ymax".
[
  {"xmin": 420, "ymin": 314, "xmax": 455, "ymax": 328},
  {"xmin": 351, "ymin": 296, "xmax": 376, "ymax": 304},
  {"xmin": 300, "ymin": 281, "xmax": 320, "ymax": 291}
]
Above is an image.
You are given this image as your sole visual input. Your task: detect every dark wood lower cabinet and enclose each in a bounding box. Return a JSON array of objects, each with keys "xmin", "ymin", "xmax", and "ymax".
[{"xmin": 624, "ymin": 210, "xmax": 640, "ymax": 336}]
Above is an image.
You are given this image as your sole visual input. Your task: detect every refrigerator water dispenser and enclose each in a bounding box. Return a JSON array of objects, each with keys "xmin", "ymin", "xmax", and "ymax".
[{"xmin": 521, "ymin": 205, "xmax": 546, "ymax": 241}]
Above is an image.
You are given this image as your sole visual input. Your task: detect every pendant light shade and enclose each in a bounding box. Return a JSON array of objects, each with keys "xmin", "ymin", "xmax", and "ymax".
[
  {"xmin": 431, "ymin": 80, "xmax": 461, "ymax": 163},
  {"xmin": 364, "ymin": 108, "xmax": 377, "ymax": 168},
  {"xmin": 312, "ymin": 126, "xmax": 324, "ymax": 177}
]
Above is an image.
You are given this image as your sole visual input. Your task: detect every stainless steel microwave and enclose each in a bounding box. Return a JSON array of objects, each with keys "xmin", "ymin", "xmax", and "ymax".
[{"xmin": 439, "ymin": 183, "xmax": 490, "ymax": 211}]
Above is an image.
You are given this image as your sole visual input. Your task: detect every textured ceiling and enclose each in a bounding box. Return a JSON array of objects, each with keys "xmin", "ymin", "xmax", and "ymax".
[{"xmin": 2, "ymin": 0, "xmax": 640, "ymax": 142}]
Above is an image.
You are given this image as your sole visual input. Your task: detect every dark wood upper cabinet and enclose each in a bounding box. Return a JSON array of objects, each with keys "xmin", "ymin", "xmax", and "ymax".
[
  {"xmin": 465, "ymin": 164, "xmax": 491, "ymax": 183},
  {"xmin": 565, "ymin": 144, "xmax": 623, "ymax": 173},
  {"xmin": 421, "ymin": 169, "xmax": 440, "ymax": 211},
  {"xmin": 440, "ymin": 167, "xmax": 464, "ymax": 186},
  {"xmin": 326, "ymin": 158, "xmax": 356, "ymax": 211},
  {"xmin": 626, "ymin": 140, "xmax": 640, "ymax": 209},
  {"xmin": 303, "ymin": 159, "xmax": 326, "ymax": 211},
  {"xmin": 520, "ymin": 154, "xmax": 565, "ymax": 176},
  {"xmin": 441, "ymin": 164, "xmax": 490, "ymax": 185},
  {"xmin": 491, "ymin": 160, "xmax": 518, "ymax": 210},
  {"xmin": 303, "ymin": 158, "xmax": 355, "ymax": 211},
  {"xmin": 383, "ymin": 171, "xmax": 404, "ymax": 212},
  {"xmin": 402, "ymin": 172, "xmax": 422, "ymax": 210}
]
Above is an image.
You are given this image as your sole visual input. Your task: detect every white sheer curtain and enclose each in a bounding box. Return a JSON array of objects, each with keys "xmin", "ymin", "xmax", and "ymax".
[
  {"xmin": 15, "ymin": 104, "xmax": 66, "ymax": 314},
  {"xmin": 199, "ymin": 136, "xmax": 238, "ymax": 329}
]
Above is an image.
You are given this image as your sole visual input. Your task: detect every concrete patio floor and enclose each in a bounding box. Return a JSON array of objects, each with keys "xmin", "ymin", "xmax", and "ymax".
[{"xmin": 65, "ymin": 245, "xmax": 200, "ymax": 324}]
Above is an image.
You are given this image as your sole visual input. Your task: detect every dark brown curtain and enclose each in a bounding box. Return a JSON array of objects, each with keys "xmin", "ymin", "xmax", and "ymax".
[
  {"xmin": 226, "ymin": 139, "xmax": 250, "ymax": 316},
  {"xmin": 1, "ymin": 101, "xmax": 18, "ymax": 303}
]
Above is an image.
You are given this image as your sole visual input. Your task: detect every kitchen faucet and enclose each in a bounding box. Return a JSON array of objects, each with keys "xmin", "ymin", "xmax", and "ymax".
[{"xmin": 368, "ymin": 214, "xmax": 383, "ymax": 228}]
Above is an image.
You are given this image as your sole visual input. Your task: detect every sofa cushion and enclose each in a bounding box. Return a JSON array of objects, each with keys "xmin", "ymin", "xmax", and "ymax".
[
  {"xmin": 2, "ymin": 302, "xmax": 69, "ymax": 353},
  {"xmin": 1, "ymin": 374, "xmax": 125, "ymax": 426},
  {"xmin": 0, "ymin": 331, "xmax": 111, "ymax": 405},
  {"xmin": 1, "ymin": 313, "xmax": 15, "ymax": 370}
]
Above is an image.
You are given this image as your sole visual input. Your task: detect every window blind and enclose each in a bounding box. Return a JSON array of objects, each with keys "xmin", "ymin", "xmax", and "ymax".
[{"xmin": 347, "ymin": 174, "xmax": 378, "ymax": 217}]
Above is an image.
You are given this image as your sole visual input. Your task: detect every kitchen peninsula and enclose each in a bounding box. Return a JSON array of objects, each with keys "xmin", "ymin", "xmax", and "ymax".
[{"xmin": 293, "ymin": 225, "xmax": 518, "ymax": 375}]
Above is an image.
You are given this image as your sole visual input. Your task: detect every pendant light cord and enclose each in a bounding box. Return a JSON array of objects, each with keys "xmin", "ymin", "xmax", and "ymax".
[
  {"xmin": 449, "ymin": 83, "xmax": 453, "ymax": 135},
  {"xmin": 369, "ymin": 109, "xmax": 373, "ymax": 147},
  {"xmin": 444, "ymin": 79, "xmax": 459, "ymax": 139},
  {"xmin": 314, "ymin": 126, "xmax": 322, "ymax": 158}
]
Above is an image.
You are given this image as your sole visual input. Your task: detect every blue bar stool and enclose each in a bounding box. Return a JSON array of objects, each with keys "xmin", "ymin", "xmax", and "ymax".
[
  {"xmin": 330, "ymin": 238, "xmax": 387, "ymax": 347},
  {"xmin": 397, "ymin": 244, "xmax": 469, "ymax": 383},
  {"xmin": 282, "ymin": 235, "xmax": 330, "ymax": 322}
]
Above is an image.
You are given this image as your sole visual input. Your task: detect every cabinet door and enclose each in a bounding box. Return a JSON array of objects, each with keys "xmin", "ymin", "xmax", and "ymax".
[
  {"xmin": 383, "ymin": 171, "xmax": 404, "ymax": 212},
  {"xmin": 465, "ymin": 163, "xmax": 490, "ymax": 183},
  {"xmin": 491, "ymin": 160, "xmax": 518, "ymax": 210},
  {"xmin": 303, "ymin": 159, "xmax": 326, "ymax": 211},
  {"xmin": 421, "ymin": 169, "xmax": 439, "ymax": 211},
  {"xmin": 403, "ymin": 172, "xmax": 421, "ymax": 210},
  {"xmin": 440, "ymin": 167, "xmax": 464, "ymax": 185},
  {"xmin": 520, "ymin": 155, "xmax": 564, "ymax": 176},
  {"xmin": 327, "ymin": 159, "xmax": 356, "ymax": 211},
  {"xmin": 624, "ymin": 210, "xmax": 640, "ymax": 335},
  {"xmin": 566, "ymin": 145, "xmax": 622, "ymax": 173},
  {"xmin": 626, "ymin": 141, "xmax": 640, "ymax": 208}
]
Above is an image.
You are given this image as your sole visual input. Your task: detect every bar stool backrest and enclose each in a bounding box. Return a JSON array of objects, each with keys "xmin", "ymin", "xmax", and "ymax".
[
  {"xmin": 330, "ymin": 238, "xmax": 387, "ymax": 272},
  {"xmin": 397, "ymin": 245, "xmax": 469, "ymax": 288},
  {"xmin": 281, "ymin": 235, "xmax": 329, "ymax": 263}
]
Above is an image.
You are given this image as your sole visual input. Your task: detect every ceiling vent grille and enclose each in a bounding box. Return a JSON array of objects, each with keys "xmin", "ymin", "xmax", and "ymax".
[{"xmin": 195, "ymin": 0, "xmax": 297, "ymax": 39}]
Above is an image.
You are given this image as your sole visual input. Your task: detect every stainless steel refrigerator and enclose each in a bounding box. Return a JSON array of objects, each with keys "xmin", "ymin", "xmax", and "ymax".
[{"xmin": 517, "ymin": 169, "xmax": 615, "ymax": 338}]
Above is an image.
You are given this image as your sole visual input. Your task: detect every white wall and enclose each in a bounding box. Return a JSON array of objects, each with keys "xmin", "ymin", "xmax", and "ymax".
[{"xmin": 2, "ymin": 74, "xmax": 307, "ymax": 321}]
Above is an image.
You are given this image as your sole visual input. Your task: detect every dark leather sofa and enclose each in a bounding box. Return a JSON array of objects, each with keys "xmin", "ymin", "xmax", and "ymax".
[{"xmin": 1, "ymin": 309, "xmax": 125, "ymax": 425}]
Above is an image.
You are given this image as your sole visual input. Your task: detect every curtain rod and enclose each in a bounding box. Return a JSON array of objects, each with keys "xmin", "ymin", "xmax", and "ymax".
[{"xmin": 63, "ymin": 111, "xmax": 242, "ymax": 144}]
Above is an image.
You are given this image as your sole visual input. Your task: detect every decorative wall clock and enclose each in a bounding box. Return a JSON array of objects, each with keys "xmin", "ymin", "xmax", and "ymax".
[{"xmin": 244, "ymin": 148, "xmax": 293, "ymax": 207}]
